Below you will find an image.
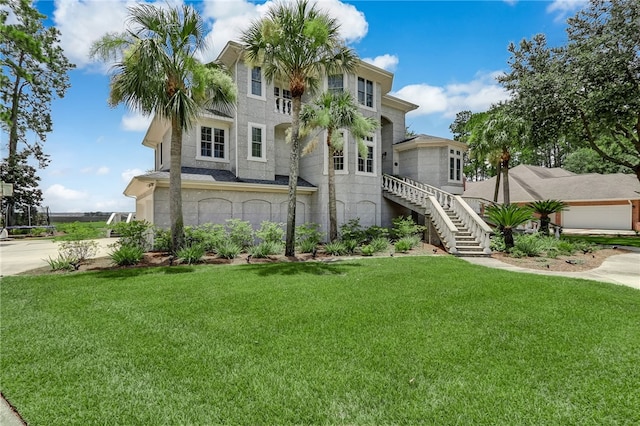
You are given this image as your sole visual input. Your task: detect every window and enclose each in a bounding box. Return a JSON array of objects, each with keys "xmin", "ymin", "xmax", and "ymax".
[
  {"xmin": 248, "ymin": 123, "xmax": 266, "ymax": 161},
  {"xmin": 250, "ymin": 66, "xmax": 263, "ymax": 98},
  {"xmin": 333, "ymin": 148, "xmax": 344, "ymax": 171},
  {"xmin": 213, "ymin": 128, "xmax": 225, "ymax": 159},
  {"xmin": 199, "ymin": 126, "xmax": 226, "ymax": 161},
  {"xmin": 201, "ymin": 127, "xmax": 212, "ymax": 157},
  {"xmin": 158, "ymin": 142, "xmax": 163, "ymax": 167},
  {"xmin": 357, "ymin": 77, "xmax": 374, "ymax": 108},
  {"xmin": 328, "ymin": 74, "xmax": 343, "ymax": 93},
  {"xmin": 449, "ymin": 148, "xmax": 462, "ymax": 182},
  {"xmin": 358, "ymin": 136, "xmax": 374, "ymax": 173}
]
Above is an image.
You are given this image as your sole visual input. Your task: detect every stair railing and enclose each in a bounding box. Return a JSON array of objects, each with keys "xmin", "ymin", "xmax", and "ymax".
[
  {"xmin": 400, "ymin": 175, "xmax": 455, "ymax": 208},
  {"xmin": 452, "ymin": 196, "xmax": 493, "ymax": 253},
  {"xmin": 428, "ymin": 196, "xmax": 458, "ymax": 254},
  {"xmin": 460, "ymin": 196, "xmax": 493, "ymax": 216},
  {"xmin": 382, "ymin": 174, "xmax": 429, "ymax": 208}
]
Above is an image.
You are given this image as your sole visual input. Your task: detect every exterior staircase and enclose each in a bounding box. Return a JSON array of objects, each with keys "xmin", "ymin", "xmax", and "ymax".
[{"xmin": 382, "ymin": 174, "xmax": 493, "ymax": 256}]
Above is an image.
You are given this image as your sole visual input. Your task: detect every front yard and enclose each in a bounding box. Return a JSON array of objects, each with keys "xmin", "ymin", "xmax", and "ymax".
[{"xmin": 1, "ymin": 257, "xmax": 639, "ymax": 424}]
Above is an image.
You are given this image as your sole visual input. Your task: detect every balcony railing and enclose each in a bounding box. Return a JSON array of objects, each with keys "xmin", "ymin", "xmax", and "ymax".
[{"xmin": 275, "ymin": 97, "xmax": 292, "ymax": 115}]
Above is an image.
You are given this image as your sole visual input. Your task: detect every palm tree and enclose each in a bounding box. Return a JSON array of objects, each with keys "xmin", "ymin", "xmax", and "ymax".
[
  {"xmin": 528, "ymin": 199, "xmax": 568, "ymax": 236},
  {"xmin": 91, "ymin": 4, "xmax": 236, "ymax": 252},
  {"xmin": 486, "ymin": 203, "xmax": 532, "ymax": 250},
  {"xmin": 241, "ymin": 0, "xmax": 357, "ymax": 256},
  {"xmin": 300, "ymin": 91, "xmax": 378, "ymax": 241}
]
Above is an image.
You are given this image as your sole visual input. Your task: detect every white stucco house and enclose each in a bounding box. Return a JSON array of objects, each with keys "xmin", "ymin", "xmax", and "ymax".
[{"xmin": 123, "ymin": 41, "xmax": 485, "ymax": 252}]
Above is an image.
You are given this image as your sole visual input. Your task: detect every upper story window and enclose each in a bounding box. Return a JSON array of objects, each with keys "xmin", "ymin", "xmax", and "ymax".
[
  {"xmin": 328, "ymin": 74, "xmax": 344, "ymax": 93},
  {"xmin": 157, "ymin": 142, "xmax": 163, "ymax": 168},
  {"xmin": 449, "ymin": 148, "xmax": 462, "ymax": 182},
  {"xmin": 198, "ymin": 126, "xmax": 226, "ymax": 161},
  {"xmin": 357, "ymin": 77, "xmax": 374, "ymax": 108},
  {"xmin": 357, "ymin": 136, "xmax": 375, "ymax": 174},
  {"xmin": 249, "ymin": 66, "xmax": 264, "ymax": 99},
  {"xmin": 333, "ymin": 132, "xmax": 345, "ymax": 172},
  {"xmin": 248, "ymin": 123, "xmax": 266, "ymax": 161}
]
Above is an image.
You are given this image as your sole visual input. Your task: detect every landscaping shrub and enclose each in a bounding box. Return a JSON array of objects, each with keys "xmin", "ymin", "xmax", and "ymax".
[
  {"xmin": 391, "ymin": 216, "xmax": 424, "ymax": 239},
  {"xmin": 556, "ymin": 240, "xmax": 577, "ymax": 255},
  {"xmin": 341, "ymin": 239, "xmax": 359, "ymax": 254},
  {"xmin": 360, "ymin": 245, "xmax": 375, "ymax": 256},
  {"xmin": 369, "ymin": 237, "xmax": 389, "ymax": 253},
  {"xmin": 394, "ymin": 236, "xmax": 420, "ymax": 253},
  {"xmin": 58, "ymin": 240, "xmax": 98, "ymax": 263},
  {"xmin": 216, "ymin": 240, "xmax": 242, "ymax": 259},
  {"xmin": 513, "ymin": 234, "xmax": 544, "ymax": 257},
  {"xmin": 364, "ymin": 225, "xmax": 389, "ymax": 242},
  {"xmin": 177, "ymin": 244, "xmax": 205, "ymax": 265},
  {"xmin": 490, "ymin": 234, "xmax": 506, "ymax": 252},
  {"xmin": 340, "ymin": 219, "xmax": 365, "ymax": 244},
  {"xmin": 249, "ymin": 241, "xmax": 283, "ymax": 258},
  {"xmin": 153, "ymin": 228, "xmax": 172, "ymax": 252},
  {"xmin": 110, "ymin": 244, "xmax": 144, "ymax": 266},
  {"xmin": 298, "ymin": 239, "xmax": 319, "ymax": 254},
  {"xmin": 54, "ymin": 221, "xmax": 105, "ymax": 241},
  {"xmin": 113, "ymin": 220, "xmax": 152, "ymax": 250},
  {"xmin": 256, "ymin": 221, "xmax": 285, "ymax": 244},
  {"xmin": 226, "ymin": 219, "xmax": 254, "ymax": 250},
  {"xmin": 185, "ymin": 224, "xmax": 225, "ymax": 252},
  {"xmin": 296, "ymin": 223, "xmax": 323, "ymax": 253},
  {"xmin": 30, "ymin": 227, "xmax": 49, "ymax": 237},
  {"xmin": 324, "ymin": 241, "xmax": 348, "ymax": 256},
  {"xmin": 46, "ymin": 255, "xmax": 76, "ymax": 271}
]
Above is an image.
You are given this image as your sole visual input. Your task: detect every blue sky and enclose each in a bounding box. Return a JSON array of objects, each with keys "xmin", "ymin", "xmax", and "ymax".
[{"xmin": 2, "ymin": 0, "xmax": 586, "ymax": 213}]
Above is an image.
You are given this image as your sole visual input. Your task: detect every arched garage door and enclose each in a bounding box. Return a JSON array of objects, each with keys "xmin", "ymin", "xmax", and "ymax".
[{"xmin": 563, "ymin": 205, "xmax": 631, "ymax": 230}]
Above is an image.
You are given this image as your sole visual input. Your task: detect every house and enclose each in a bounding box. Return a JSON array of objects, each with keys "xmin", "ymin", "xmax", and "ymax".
[
  {"xmin": 463, "ymin": 164, "xmax": 640, "ymax": 231},
  {"xmin": 123, "ymin": 41, "xmax": 472, "ymax": 241}
]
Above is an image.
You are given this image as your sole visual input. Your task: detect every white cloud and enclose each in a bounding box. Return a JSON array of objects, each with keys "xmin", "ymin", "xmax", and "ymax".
[
  {"xmin": 122, "ymin": 168, "xmax": 144, "ymax": 183},
  {"xmin": 44, "ymin": 184, "xmax": 88, "ymax": 202},
  {"xmin": 546, "ymin": 0, "xmax": 587, "ymax": 20},
  {"xmin": 362, "ymin": 54, "xmax": 398, "ymax": 72},
  {"xmin": 503, "ymin": 0, "xmax": 518, "ymax": 5},
  {"xmin": 392, "ymin": 71, "xmax": 511, "ymax": 119},
  {"xmin": 121, "ymin": 112, "xmax": 153, "ymax": 132},
  {"xmin": 96, "ymin": 166, "xmax": 110, "ymax": 175},
  {"xmin": 80, "ymin": 167, "xmax": 93, "ymax": 174},
  {"xmin": 55, "ymin": 0, "xmax": 369, "ymax": 69}
]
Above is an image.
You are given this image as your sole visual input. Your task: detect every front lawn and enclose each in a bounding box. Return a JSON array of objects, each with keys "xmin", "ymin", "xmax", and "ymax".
[
  {"xmin": 1, "ymin": 257, "xmax": 639, "ymax": 424},
  {"xmin": 562, "ymin": 234, "xmax": 640, "ymax": 248}
]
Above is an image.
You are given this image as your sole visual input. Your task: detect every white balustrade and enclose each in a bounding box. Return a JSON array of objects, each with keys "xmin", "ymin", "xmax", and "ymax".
[
  {"xmin": 275, "ymin": 97, "xmax": 292, "ymax": 115},
  {"xmin": 453, "ymin": 196, "xmax": 493, "ymax": 254},
  {"xmin": 427, "ymin": 196, "xmax": 458, "ymax": 254}
]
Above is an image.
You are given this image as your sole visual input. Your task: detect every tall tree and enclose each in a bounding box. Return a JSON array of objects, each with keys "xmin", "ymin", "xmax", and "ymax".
[
  {"xmin": 300, "ymin": 91, "xmax": 378, "ymax": 241},
  {"xmin": 500, "ymin": 0, "xmax": 640, "ymax": 182},
  {"xmin": 1, "ymin": 0, "xmax": 74, "ymax": 225},
  {"xmin": 91, "ymin": 3, "xmax": 236, "ymax": 252},
  {"xmin": 242, "ymin": 0, "xmax": 356, "ymax": 256}
]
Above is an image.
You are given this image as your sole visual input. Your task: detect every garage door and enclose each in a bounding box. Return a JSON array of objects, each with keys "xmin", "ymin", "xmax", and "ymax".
[{"xmin": 563, "ymin": 205, "xmax": 631, "ymax": 230}]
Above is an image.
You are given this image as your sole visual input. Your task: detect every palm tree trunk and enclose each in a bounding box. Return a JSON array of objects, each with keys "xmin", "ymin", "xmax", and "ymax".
[
  {"xmin": 504, "ymin": 227, "xmax": 515, "ymax": 250},
  {"xmin": 170, "ymin": 116, "xmax": 185, "ymax": 253},
  {"xmin": 493, "ymin": 162, "xmax": 502, "ymax": 203},
  {"xmin": 502, "ymin": 150, "xmax": 511, "ymax": 205},
  {"xmin": 285, "ymin": 96, "xmax": 302, "ymax": 256},
  {"xmin": 327, "ymin": 129, "xmax": 338, "ymax": 242}
]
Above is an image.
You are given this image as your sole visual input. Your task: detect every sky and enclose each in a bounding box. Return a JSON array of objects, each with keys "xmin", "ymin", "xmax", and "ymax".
[{"xmin": 1, "ymin": 0, "xmax": 588, "ymax": 213}]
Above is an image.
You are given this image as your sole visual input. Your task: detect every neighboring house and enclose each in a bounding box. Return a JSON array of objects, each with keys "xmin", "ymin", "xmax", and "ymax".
[
  {"xmin": 463, "ymin": 164, "xmax": 640, "ymax": 231},
  {"xmin": 124, "ymin": 41, "xmax": 468, "ymax": 237}
]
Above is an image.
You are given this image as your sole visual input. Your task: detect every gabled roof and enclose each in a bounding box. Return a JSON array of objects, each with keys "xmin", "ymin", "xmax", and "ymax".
[{"xmin": 464, "ymin": 164, "xmax": 640, "ymax": 202}]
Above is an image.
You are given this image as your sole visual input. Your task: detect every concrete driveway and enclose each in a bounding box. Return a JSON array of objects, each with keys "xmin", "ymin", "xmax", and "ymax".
[{"xmin": 0, "ymin": 238, "xmax": 113, "ymax": 276}]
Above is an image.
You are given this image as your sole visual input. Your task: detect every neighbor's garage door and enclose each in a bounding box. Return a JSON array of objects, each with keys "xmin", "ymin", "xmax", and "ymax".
[{"xmin": 563, "ymin": 205, "xmax": 631, "ymax": 230}]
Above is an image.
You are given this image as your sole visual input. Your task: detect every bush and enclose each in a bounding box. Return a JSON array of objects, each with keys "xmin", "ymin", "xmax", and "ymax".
[
  {"xmin": 216, "ymin": 240, "xmax": 242, "ymax": 259},
  {"xmin": 364, "ymin": 225, "xmax": 389, "ymax": 242},
  {"xmin": 153, "ymin": 228, "xmax": 172, "ymax": 252},
  {"xmin": 46, "ymin": 255, "xmax": 76, "ymax": 271},
  {"xmin": 395, "ymin": 236, "xmax": 420, "ymax": 253},
  {"xmin": 113, "ymin": 221, "xmax": 152, "ymax": 250},
  {"xmin": 490, "ymin": 234, "xmax": 506, "ymax": 252},
  {"xmin": 340, "ymin": 219, "xmax": 365, "ymax": 244},
  {"xmin": 324, "ymin": 241, "xmax": 348, "ymax": 256},
  {"xmin": 296, "ymin": 223, "xmax": 324, "ymax": 246},
  {"xmin": 177, "ymin": 244, "xmax": 205, "ymax": 265},
  {"xmin": 30, "ymin": 227, "xmax": 48, "ymax": 237},
  {"xmin": 391, "ymin": 216, "xmax": 425, "ymax": 239},
  {"xmin": 360, "ymin": 245, "xmax": 375, "ymax": 256},
  {"xmin": 556, "ymin": 240, "xmax": 577, "ymax": 255},
  {"xmin": 256, "ymin": 221, "xmax": 285, "ymax": 244},
  {"xmin": 249, "ymin": 241, "xmax": 283, "ymax": 258},
  {"xmin": 185, "ymin": 224, "xmax": 226, "ymax": 252},
  {"xmin": 298, "ymin": 239, "xmax": 319, "ymax": 254},
  {"xmin": 110, "ymin": 244, "xmax": 144, "ymax": 266},
  {"xmin": 226, "ymin": 219, "xmax": 254, "ymax": 250},
  {"xmin": 369, "ymin": 237, "xmax": 389, "ymax": 253},
  {"xmin": 513, "ymin": 234, "xmax": 544, "ymax": 257},
  {"xmin": 58, "ymin": 240, "xmax": 98, "ymax": 263},
  {"xmin": 342, "ymin": 239, "xmax": 359, "ymax": 254}
]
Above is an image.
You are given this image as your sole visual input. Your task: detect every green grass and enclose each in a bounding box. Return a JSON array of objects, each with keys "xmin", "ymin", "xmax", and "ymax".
[
  {"xmin": 1, "ymin": 257, "xmax": 639, "ymax": 424},
  {"xmin": 562, "ymin": 234, "xmax": 640, "ymax": 248}
]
